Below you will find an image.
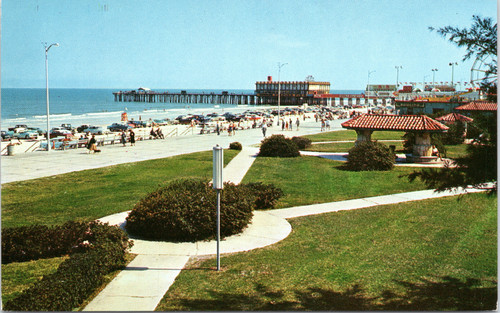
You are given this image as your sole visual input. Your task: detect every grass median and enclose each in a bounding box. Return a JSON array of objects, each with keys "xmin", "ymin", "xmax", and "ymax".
[
  {"xmin": 242, "ymin": 156, "xmax": 427, "ymax": 208},
  {"xmin": 1, "ymin": 150, "xmax": 240, "ymax": 228},
  {"xmin": 302, "ymin": 130, "xmax": 406, "ymax": 142},
  {"xmin": 157, "ymin": 192, "xmax": 497, "ymax": 311}
]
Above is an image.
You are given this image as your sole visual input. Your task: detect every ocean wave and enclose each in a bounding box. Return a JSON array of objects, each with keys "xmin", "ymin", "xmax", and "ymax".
[
  {"xmin": 85, "ymin": 111, "xmax": 123, "ymax": 116},
  {"xmin": 4, "ymin": 117, "xmax": 28, "ymax": 122}
]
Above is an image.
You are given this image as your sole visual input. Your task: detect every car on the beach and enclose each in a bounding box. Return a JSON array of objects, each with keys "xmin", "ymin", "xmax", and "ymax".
[
  {"xmin": 128, "ymin": 120, "xmax": 149, "ymax": 128},
  {"xmin": 76, "ymin": 124, "xmax": 91, "ymax": 133},
  {"xmin": 60, "ymin": 124, "xmax": 75, "ymax": 132},
  {"xmin": 50, "ymin": 127, "xmax": 73, "ymax": 138},
  {"xmin": 13, "ymin": 130, "xmax": 38, "ymax": 139},
  {"xmin": 1, "ymin": 130, "xmax": 14, "ymax": 140},
  {"xmin": 107, "ymin": 123, "xmax": 132, "ymax": 132},
  {"xmin": 83, "ymin": 126, "xmax": 104, "ymax": 135},
  {"xmin": 153, "ymin": 119, "xmax": 169, "ymax": 126},
  {"xmin": 8, "ymin": 124, "xmax": 28, "ymax": 133},
  {"xmin": 26, "ymin": 127, "xmax": 44, "ymax": 135}
]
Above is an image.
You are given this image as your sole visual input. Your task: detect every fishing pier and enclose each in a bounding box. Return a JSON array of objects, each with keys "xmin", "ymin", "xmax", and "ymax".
[
  {"xmin": 113, "ymin": 79, "xmax": 394, "ymax": 106},
  {"xmin": 113, "ymin": 90, "xmax": 258, "ymax": 105}
]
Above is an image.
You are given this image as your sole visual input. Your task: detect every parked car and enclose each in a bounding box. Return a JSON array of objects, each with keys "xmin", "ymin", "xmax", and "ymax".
[
  {"xmin": 60, "ymin": 124, "xmax": 75, "ymax": 132},
  {"xmin": 128, "ymin": 120, "xmax": 148, "ymax": 128},
  {"xmin": 50, "ymin": 127, "xmax": 73, "ymax": 138},
  {"xmin": 153, "ymin": 119, "xmax": 169, "ymax": 126},
  {"xmin": 82, "ymin": 126, "xmax": 104, "ymax": 135},
  {"xmin": 8, "ymin": 124, "xmax": 28, "ymax": 133},
  {"xmin": 2, "ymin": 130, "xmax": 14, "ymax": 140},
  {"xmin": 26, "ymin": 127, "xmax": 44, "ymax": 135},
  {"xmin": 76, "ymin": 124, "xmax": 91, "ymax": 133},
  {"xmin": 107, "ymin": 123, "xmax": 132, "ymax": 132},
  {"xmin": 13, "ymin": 130, "xmax": 38, "ymax": 139}
]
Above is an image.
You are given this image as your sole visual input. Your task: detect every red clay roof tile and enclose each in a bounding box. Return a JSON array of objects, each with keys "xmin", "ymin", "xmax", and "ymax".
[
  {"xmin": 341, "ymin": 114, "xmax": 449, "ymax": 132},
  {"xmin": 435, "ymin": 113, "xmax": 473, "ymax": 123},
  {"xmin": 455, "ymin": 101, "xmax": 497, "ymax": 111}
]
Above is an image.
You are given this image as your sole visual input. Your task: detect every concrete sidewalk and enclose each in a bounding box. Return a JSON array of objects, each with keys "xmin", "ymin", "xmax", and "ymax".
[
  {"xmin": 85, "ymin": 185, "xmax": 486, "ymax": 311},
  {"xmin": 1, "ymin": 118, "xmax": 336, "ymax": 184},
  {"xmin": 85, "ymin": 150, "xmax": 488, "ymax": 311},
  {"xmin": 84, "ymin": 146, "xmax": 289, "ymax": 311}
]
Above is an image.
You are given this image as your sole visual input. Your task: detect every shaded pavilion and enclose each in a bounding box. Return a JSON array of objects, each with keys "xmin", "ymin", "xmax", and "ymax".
[
  {"xmin": 435, "ymin": 112, "xmax": 473, "ymax": 124},
  {"xmin": 341, "ymin": 114, "xmax": 449, "ymax": 162},
  {"xmin": 454, "ymin": 101, "xmax": 497, "ymax": 112},
  {"xmin": 436, "ymin": 112, "xmax": 473, "ymax": 140}
]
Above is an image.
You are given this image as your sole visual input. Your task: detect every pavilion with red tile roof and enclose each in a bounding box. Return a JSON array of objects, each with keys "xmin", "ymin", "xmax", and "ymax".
[
  {"xmin": 341, "ymin": 114, "xmax": 449, "ymax": 162},
  {"xmin": 435, "ymin": 112, "xmax": 473, "ymax": 124},
  {"xmin": 454, "ymin": 101, "xmax": 497, "ymax": 112}
]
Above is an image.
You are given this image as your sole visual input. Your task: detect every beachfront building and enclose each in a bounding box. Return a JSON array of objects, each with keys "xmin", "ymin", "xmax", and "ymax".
[
  {"xmin": 255, "ymin": 76, "xmax": 330, "ymax": 106},
  {"xmin": 365, "ymin": 84, "xmax": 397, "ymax": 98},
  {"xmin": 341, "ymin": 114, "xmax": 449, "ymax": 163},
  {"xmin": 395, "ymin": 98, "xmax": 468, "ymax": 115}
]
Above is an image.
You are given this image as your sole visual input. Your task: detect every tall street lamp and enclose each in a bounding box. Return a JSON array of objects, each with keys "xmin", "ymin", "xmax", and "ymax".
[
  {"xmin": 45, "ymin": 42, "xmax": 59, "ymax": 152},
  {"xmin": 367, "ymin": 70, "xmax": 375, "ymax": 107},
  {"xmin": 449, "ymin": 62, "xmax": 458, "ymax": 87},
  {"xmin": 277, "ymin": 62, "xmax": 287, "ymax": 126},
  {"xmin": 431, "ymin": 68, "xmax": 438, "ymax": 86},
  {"xmin": 395, "ymin": 66, "xmax": 402, "ymax": 87}
]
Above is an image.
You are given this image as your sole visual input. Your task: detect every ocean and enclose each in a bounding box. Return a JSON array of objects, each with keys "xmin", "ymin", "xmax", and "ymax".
[{"xmin": 1, "ymin": 88, "xmax": 363, "ymax": 131}]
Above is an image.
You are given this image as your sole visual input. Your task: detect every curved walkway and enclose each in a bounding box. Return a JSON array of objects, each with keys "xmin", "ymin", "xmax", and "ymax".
[{"xmin": 84, "ymin": 145, "xmax": 485, "ymax": 311}]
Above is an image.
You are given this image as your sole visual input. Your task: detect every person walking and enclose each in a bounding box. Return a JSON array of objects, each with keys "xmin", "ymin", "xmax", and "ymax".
[
  {"xmin": 129, "ymin": 129, "xmax": 135, "ymax": 146},
  {"xmin": 289, "ymin": 118, "xmax": 293, "ymax": 131},
  {"xmin": 121, "ymin": 131, "xmax": 127, "ymax": 146},
  {"xmin": 262, "ymin": 123, "xmax": 267, "ymax": 137},
  {"xmin": 216, "ymin": 122, "xmax": 220, "ymax": 135},
  {"xmin": 296, "ymin": 118, "xmax": 300, "ymax": 130}
]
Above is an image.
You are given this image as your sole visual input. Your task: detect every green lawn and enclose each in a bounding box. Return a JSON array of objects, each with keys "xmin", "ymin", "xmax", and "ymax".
[
  {"xmin": 157, "ymin": 192, "xmax": 497, "ymax": 311},
  {"xmin": 1, "ymin": 256, "xmax": 68, "ymax": 304},
  {"xmin": 242, "ymin": 156, "xmax": 427, "ymax": 208},
  {"xmin": 444, "ymin": 144, "xmax": 469, "ymax": 159},
  {"xmin": 1, "ymin": 150, "xmax": 239, "ymax": 228},
  {"xmin": 305, "ymin": 140, "xmax": 404, "ymax": 153},
  {"xmin": 303, "ymin": 130, "xmax": 406, "ymax": 142}
]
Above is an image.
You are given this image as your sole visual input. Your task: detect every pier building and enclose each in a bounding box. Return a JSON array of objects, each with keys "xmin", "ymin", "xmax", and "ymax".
[{"xmin": 112, "ymin": 77, "xmax": 395, "ymax": 107}]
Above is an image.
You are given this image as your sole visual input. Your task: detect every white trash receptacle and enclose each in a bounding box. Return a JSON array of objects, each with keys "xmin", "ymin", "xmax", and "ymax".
[{"xmin": 7, "ymin": 145, "xmax": 16, "ymax": 156}]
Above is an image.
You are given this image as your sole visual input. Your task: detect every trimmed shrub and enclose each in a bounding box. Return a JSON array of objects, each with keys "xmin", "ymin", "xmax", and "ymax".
[
  {"xmin": 240, "ymin": 182, "xmax": 284, "ymax": 210},
  {"xmin": 3, "ymin": 221, "xmax": 132, "ymax": 311},
  {"xmin": 259, "ymin": 134, "xmax": 300, "ymax": 158},
  {"xmin": 125, "ymin": 179, "xmax": 254, "ymax": 242},
  {"xmin": 229, "ymin": 141, "xmax": 242, "ymax": 150},
  {"xmin": 345, "ymin": 141, "xmax": 395, "ymax": 171},
  {"xmin": 2, "ymin": 221, "xmax": 90, "ymax": 264},
  {"xmin": 291, "ymin": 136, "xmax": 312, "ymax": 150}
]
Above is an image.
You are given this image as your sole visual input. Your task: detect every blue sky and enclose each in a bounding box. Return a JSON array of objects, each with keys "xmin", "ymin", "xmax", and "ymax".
[{"xmin": 1, "ymin": 0, "xmax": 497, "ymax": 90}]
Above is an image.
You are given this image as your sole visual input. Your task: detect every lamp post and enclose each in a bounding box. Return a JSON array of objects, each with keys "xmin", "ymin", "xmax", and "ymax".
[
  {"xmin": 449, "ymin": 62, "xmax": 458, "ymax": 87},
  {"xmin": 431, "ymin": 68, "xmax": 438, "ymax": 86},
  {"xmin": 277, "ymin": 62, "xmax": 287, "ymax": 126},
  {"xmin": 367, "ymin": 70, "xmax": 375, "ymax": 107},
  {"xmin": 45, "ymin": 42, "xmax": 59, "ymax": 152},
  {"xmin": 395, "ymin": 66, "xmax": 402, "ymax": 87},
  {"xmin": 212, "ymin": 145, "xmax": 224, "ymax": 271}
]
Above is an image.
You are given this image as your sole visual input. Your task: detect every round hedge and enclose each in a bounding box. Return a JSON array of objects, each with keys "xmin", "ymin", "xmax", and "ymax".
[
  {"xmin": 345, "ymin": 141, "xmax": 395, "ymax": 171},
  {"xmin": 259, "ymin": 134, "xmax": 300, "ymax": 157},
  {"xmin": 125, "ymin": 179, "xmax": 254, "ymax": 242},
  {"xmin": 291, "ymin": 136, "xmax": 312, "ymax": 150},
  {"xmin": 229, "ymin": 141, "xmax": 242, "ymax": 150}
]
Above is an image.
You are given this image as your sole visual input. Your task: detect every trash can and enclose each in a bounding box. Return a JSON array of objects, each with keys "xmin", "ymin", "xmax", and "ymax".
[{"xmin": 7, "ymin": 145, "xmax": 16, "ymax": 156}]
